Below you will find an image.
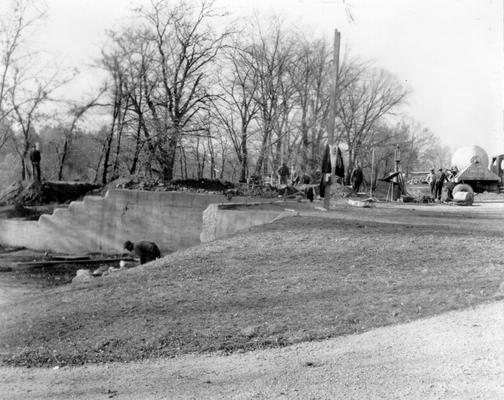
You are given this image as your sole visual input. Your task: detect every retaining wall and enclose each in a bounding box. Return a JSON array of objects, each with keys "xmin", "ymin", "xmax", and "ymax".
[
  {"xmin": 0, "ymin": 190, "xmax": 266, "ymax": 254},
  {"xmin": 200, "ymin": 203, "xmax": 294, "ymax": 243}
]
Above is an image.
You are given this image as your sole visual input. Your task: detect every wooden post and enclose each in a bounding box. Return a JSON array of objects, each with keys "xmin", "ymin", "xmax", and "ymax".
[
  {"xmin": 394, "ymin": 144, "xmax": 401, "ymax": 173},
  {"xmin": 324, "ymin": 29, "xmax": 341, "ymax": 210},
  {"xmin": 370, "ymin": 147, "xmax": 375, "ymax": 198}
]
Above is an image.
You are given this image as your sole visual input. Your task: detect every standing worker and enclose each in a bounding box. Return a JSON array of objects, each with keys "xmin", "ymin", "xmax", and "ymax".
[
  {"xmin": 277, "ymin": 163, "xmax": 290, "ymax": 185},
  {"xmin": 30, "ymin": 143, "xmax": 41, "ymax": 183},
  {"xmin": 435, "ymin": 168, "xmax": 448, "ymax": 201},
  {"xmin": 445, "ymin": 168, "xmax": 457, "ymax": 201},
  {"xmin": 426, "ymin": 168, "xmax": 436, "ymax": 198},
  {"xmin": 350, "ymin": 163, "xmax": 364, "ymax": 193}
]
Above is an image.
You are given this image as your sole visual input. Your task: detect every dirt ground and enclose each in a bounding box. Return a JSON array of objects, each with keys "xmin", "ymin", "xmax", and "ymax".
[
  {"xmin": 2, "ymin": 300, "xmax": 503, "ymax": 400},
  {"xmin": 1, "ymin": 199, "xmax": 504, "ymax": 398}
]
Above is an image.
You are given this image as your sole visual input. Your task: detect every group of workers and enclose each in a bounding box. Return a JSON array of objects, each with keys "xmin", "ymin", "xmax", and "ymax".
[
  {"xmin": 276, "ymin": 162, "xmax": 364, "ymax": 194},
  {"xmin": 426, "ymin": 167, "xmax": 459, "ymax": 201}
]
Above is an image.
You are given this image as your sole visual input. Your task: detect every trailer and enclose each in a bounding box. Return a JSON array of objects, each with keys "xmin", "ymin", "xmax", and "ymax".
[
  {"xmin": 451, "ymin": 145, "xmax": 500, "ymax": 193},
  {"xmin": 444, "ymin": 146, "xmax": 502, "ymax": 205}
]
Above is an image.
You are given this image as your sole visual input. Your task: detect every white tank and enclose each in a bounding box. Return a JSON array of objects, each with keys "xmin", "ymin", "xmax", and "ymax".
[{"xmin": 451, "ymin": 145, "xmax": 489, "ymax": 170}]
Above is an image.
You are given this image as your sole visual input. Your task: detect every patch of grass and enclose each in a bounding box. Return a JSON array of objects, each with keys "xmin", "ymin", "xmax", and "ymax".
[{"xmin": 1, "ymin": 212, "xmax": 504, "ymax": 367}]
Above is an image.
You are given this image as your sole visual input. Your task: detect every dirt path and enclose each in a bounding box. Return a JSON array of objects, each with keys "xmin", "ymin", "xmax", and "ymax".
[{"xmin": 2, "ymin": 300, "xmax": 504, "ymax": 400}]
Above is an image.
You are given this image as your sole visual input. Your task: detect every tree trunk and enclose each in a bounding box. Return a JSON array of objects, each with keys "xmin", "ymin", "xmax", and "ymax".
[
  {"xmin": 93, "ymin": 151, "xmax": 104, "ymax": 184},
  {"xmin": 207, "ymin": 131, "xmax": 215, "ymax": 180},
  {"xmin": 129, "ymin": 121, "xmax": 143, "ymax": 175},
  {"xmin": 159, "ymin": 134, "xmax": 179, "ymax": 181},
  {"xmin": 21, "ymin": 157, "xmax": 27, "ymax": 181},
  {"xmin": 254, "ymin": 118, "xmax": 272, "ymax": 177},
  {"xmin": 239, "ymin": 134, "xmax": 248, "ymax": 183},
  {"xmin": 57, "ymin": 134, "xmax": 71, "ymax": 181},
  {"xmin": 112, "ymin": 100, "xmax": 128, "ymax": 179},
  {"xmin": 101, "ymin": 123, "xmax": 115, "ymax": 185},
  {"xmin": 300, "ymin": 107, "xmax": 309, "ymax": 168}
]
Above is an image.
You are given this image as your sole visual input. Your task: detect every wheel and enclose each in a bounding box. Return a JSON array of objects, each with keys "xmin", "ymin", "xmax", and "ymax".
[
  {"xmin": 452, "ymin": 183, "xmax": 474, "ymax": 205},
  {"xmin": 452, "ymin": 183, "xmax": 473, "ymax": 195}
]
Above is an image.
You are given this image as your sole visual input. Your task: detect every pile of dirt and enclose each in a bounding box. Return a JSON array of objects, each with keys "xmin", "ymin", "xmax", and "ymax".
[
  {"xmin": 109, "ymin": 177, "xmax": 235, "ymax": 194},
  {"xmin": 108, "ymin": 177, "xmax": 301, "ymax": 199},
  {"xmin": 0, "ymin": 181, "xmax": 24, "ymax": 205},
  {"xmin": 474, "ymin": 191, "xmax": 504, "ymax": 201},
  {"xmin": 0, "ymin": 181, "xmax": 101, "ymax": 206},
  {"xmin": 170, "ymin": 178, "xmax": 235, "ymax": 192}
]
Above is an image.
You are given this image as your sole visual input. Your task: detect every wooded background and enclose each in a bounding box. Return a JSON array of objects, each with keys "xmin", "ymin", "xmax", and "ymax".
[{"xmin": 0, "ymin": 0, "xmax": 452, "ymax": 189}]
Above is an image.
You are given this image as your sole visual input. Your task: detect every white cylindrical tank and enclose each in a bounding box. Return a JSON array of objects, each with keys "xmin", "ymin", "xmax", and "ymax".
[{"xmin": 451, "ymin": 145, "xmax": 489, "ymax": 170}]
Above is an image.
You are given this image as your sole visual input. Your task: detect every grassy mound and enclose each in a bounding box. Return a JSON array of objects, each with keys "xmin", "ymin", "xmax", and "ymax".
[{"xmin": 1, "ymin": 213, "xmax": 504, "ymax": 367}]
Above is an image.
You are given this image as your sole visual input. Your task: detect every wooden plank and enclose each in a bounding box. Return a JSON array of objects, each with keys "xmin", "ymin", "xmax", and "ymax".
[
  {"xmin": 19, "ymin": 257, "xmax": 135, "ymax": 267},
  {"xmin": 49, "ymin": 256, "xmax": 91, "ymax": 261},
  {"xmin": 0, "ymin": 246, "xmax": 26, "ymax": 254}
]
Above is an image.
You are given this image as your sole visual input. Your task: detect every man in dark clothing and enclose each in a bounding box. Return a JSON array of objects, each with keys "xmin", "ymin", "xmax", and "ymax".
[
  {"xmin": 124, "ymin": 240, "xmax": 161, "ymax": 265},
  {"xmin": 305, "ymin": 186, "xmax": 315, "ymax": 202},
  {"xmin": 435, "ymin": 168, "xmax": 448, "ymax": 201},
  {"xmin": 350, "ymin": 164, "xmax": 364, "ymax": 193},
  {"xmin": 301, "ymin": 171, "xmax": 311, "ymax": 184},
  {"xmin": 30, "ymin": 143, "xmax": 41, "ymax": 182},
  {"xmin": 319, "ymin": 144, "xmax": 345, "ymax": 198},
  {"xmin": 277, "ymin": 163, "xmax": 290, "ymax": 185}
]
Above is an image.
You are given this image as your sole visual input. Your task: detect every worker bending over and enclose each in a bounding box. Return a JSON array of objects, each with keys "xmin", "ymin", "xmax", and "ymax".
[{"xmin": 124, "ymin": 240, "xmax": 161, "ymax": 265}]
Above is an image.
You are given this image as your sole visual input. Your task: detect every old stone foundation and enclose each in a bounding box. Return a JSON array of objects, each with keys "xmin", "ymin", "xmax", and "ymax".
[{"xmin": 0, "ymin": 189, "xmax": 288, "ymax": 254}]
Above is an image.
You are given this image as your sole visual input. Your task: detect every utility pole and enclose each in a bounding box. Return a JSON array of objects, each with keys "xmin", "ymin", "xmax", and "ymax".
[
  {"xmin": 324, "ymin": 29, "xmax": 341, "ymax": 210},
  {"xmin": 394, "ymin": 144, "xmax": 401, "ymax": 200},
  {"xmin": 394, "ymin": 144, "xmax": 401, "ymax": 173}
]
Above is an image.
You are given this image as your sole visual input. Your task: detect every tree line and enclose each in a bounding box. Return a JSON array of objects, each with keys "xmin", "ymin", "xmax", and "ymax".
[{"xmin": 0, "ymin": 0, "xmax": 451, "ymax": 189}]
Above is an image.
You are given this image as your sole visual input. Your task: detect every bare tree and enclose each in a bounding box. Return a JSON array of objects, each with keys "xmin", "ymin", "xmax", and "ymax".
[
  {"xmin": 99, "ymin": 50, "xmax": 128, "ymax": 184},
  {"xmin": 104, "ymin": 29, "xmax": 157, "ymax": 177},
  {"xmin": 289, "ymin": 35, "xmax": 332, "ymax": 172},
  {"xmin": 9, "ymin": 63, "xmax": 74, "ymax": 180},
  {"xmin": 0, "ymin": 0, "xmax": 48, "ymax": 172},
  {"xmin": 212, "ymin": 42, "xmax": 259, "ymax": 182},
  {"xmin": 131, "ymin": 0, "xmax": 230, "ymax": 180},
  {"xmin": 56, "ymin": 90, "xmax": 106, "ymax": 180},
  {"xmin": 241, "ymin": 17, "xmax": 294, "ymax": 177},
  {"xmin": 0, "ymin": 1, "xmax": 44, "ymax": 139},
  {"xmin": 1, "ymin": 0, "xmax": 81, "ymax": 181},
  {"xmin": 10, "ymin": 80, "xmax": 48, "ymax": 180},
  {"xmin": 337, "ymin": 64, "xmax": 408, "ymax": 182}
]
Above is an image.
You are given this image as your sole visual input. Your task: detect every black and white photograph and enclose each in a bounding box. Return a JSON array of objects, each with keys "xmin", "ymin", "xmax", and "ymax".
[{"xmin": 0, "ymin": 0, "xmax": 503, "ymax": 398}]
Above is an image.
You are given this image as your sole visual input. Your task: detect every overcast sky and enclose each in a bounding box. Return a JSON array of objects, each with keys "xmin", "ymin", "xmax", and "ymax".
[{"xmin": 33, "ymin": 0, "xmax": 504, "ymax": 158}]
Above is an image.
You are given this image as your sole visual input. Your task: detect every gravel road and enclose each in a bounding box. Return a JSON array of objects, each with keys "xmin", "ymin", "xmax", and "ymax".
[{"xmin": 2, "ymin": 300, "xmax": 504, "ymax": 400}]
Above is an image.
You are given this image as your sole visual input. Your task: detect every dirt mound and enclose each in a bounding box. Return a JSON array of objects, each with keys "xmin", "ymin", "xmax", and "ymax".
[
  {"xmin": 0, "ymin": 181, "xmax": 24, "ymax": 205},
  {"xmin": 171, "ymin": 178, "xmax": 235, "ymax": 192},
  {"xmin": 108, "ymin": 177, "xmax": 235, "ymax": 194},
  {"xmin": 475, "ymin": 191, "xmax": 504, "ymax": 201},
  {"xmin": 0, "ymin": 181, "xmax": 101, "ymax": 206}
]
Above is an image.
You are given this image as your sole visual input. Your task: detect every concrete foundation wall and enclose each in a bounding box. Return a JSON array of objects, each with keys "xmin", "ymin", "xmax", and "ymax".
[
  {"xmin": 0, "ymin": 190, "xmax": 262, "ymax": 254},
  {"xmin": 201, "ymin": 204, "xmax": 293, "ymax": 243}
]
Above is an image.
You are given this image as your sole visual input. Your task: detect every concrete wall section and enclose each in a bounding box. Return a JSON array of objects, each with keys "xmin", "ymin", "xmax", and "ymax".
[
  {"xmin": 201, "ymin": 203, "xmax": 294, "ymax": 243},
  {"xmin": 0, "ymin": 190, "xmax": 259, "ymax": 254},
  {"xmin": 105, "ymin": 190, "xmax": 234, "ymax": 253}
]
